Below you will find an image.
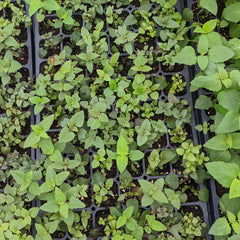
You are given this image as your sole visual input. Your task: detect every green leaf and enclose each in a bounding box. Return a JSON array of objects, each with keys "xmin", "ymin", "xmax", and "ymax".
[
  {"xmin": 45, "ymin": 220, "xmax": 59, "ymax": 234},
  {"xmin": 191, "ymin": 74, "xmax": 221, "ymax": 91},
  {"xmin": 209, "ymin": 218, "xmax": 231, "ymax": 235},
  {"xmin": 29, "ymin": 0, "xmax": 43, "ymax": 17},
  {"xmin": 39, "ymin": 138, "xmax": 54, "ymax": 155},
  {"xmin": 70, "ymin": 111, "xmax": 84, "ymax": 128},
  {"xmin": 205, "ymin": 161, "xmax": 239, "ymax": 188},
  {"xmin": 173, "ymin": 46, "xmax": 197, "ymax": 65},
  {"xmin": 198, "ymin": 35, "xmax": 208, "ymax": 55},
  {"xmin": 59, "ymin": 127, "xmax": 75, "ymax": 142},
  {"xmin": 40, "ymin": 200, "xmax": 58, "ymax": 213},
  {"xmin": 218, "ymin": 89, "xmax": 240, "ymax": 111},
  {"xmin": 69, "ymin": 196, "xmax": 85, "ymax": 209},
  {"xmin": 117, "ymin": 135, "xmax": 129, "ymax": 156},
  {"xmin": 11, "ymin": 170, "xmax": 25, "ymax": 184},
  {"xmin": 209, "ymin": 46, "xmax": 235, "ymax": 63},
  {"xmin": 24, "ymin": 132, "xmax": 41, "ymax": 148},
  {"xmin": 197, "ymin": 55, "xmax": 208, "ymax": 70},
  {"xmin": 123, "ymin": 206, "xmax": 133, "ymax": 219},
  {"xmin": 5, "ymin": 36, "xmax": 19, "ymax": 47},
  {"xmin": 182, "ymin": 8, "xmax": 193, "ymax": 20},
  {"xmin": 35, "ymin": 224, "xmax": 51, "ymax": 240},
  {"xmin": 146, "ymin": 215, "xmax": 167, "ymax": 232},
  {"xmin": 204, "ymin": 134, "xmax": 229, "ymax": 150},
  {"xmin": 195, "ymin": 95, "xmax": 212, "ymax": 109},
  {"xmin": 124, "ymin": 43, "xmax": 133, "ymax": 55},
  {"xmin": 59, "ymin": 202, "xmax": 68, "ymax": 219},
  {"xmin": 43, "ymin": 0, "xmax": 60, "ymax": 11},
  {"xmin": 230, "ymin": 179, "xmax": 240, "ymax": 199},
  {"xmin": 39, "ymin": 114, "xmax": 54, "ymax": 131},
  {"xmin": 117, "ymin": 155, "xmax": 128, "ymax": 174},
  {"xmin": 29, "ymin": 182, "xmax": 41, "ymax": 196},
  {"xmin": 215, "ymin": 110, "xmax": 239, "ymax": 134},
  {"xmin": 117, "ymin": 216, "xmax": 127, "ymax": 229},
  {"xmin": 222, "ymin": 3, "xmax": 240, "ymax": 23},
  {"xmin": 129, "ymin": 150, "xmax": 144, "ymax": 162},
  {"xmin": 199, "ymin": 0, "xmax": 217, "ymax": 15},
  {"xmin": 55, "ymin": 171, "xmax": 69, "ymax": 186},
  {"xmin": 198, "ymin": 187, "xmax": 209, "ymax": 202},
  {"xmin": 55, "ymin": 187, "xmax": 66, "ymax": 203}
]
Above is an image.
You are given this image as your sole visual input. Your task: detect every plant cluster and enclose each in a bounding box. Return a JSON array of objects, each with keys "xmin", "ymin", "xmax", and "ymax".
[
  {"xmin": 172, "ymin": 0, "xmax": 240, "ymax": 238},
  {"xmin": 2, "ymin": 0, "xmax": 239, "ymax": 239}
]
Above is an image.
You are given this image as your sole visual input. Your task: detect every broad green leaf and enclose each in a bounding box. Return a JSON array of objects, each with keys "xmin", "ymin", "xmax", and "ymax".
[
  {"xmin": 191, "ymin": 74, "xmax": 221, "ymax": 91},
  {"xmin": 232, "ymin": 133, "xmax": 240, "ymax": 149},
  {"xmin": 141, "ymin": 194, "xmax": 154, "ymax": 207},
  {"xmin": 123, "ymin": 206, "xmax": 133, "ymax": 219},
  {"xmin": 204, "ymin": 134, "xmax": 229, "ymax": 150},
  {"xmin": 40, "ymin": 200, "xmax": 58, "ymax": 213},
  {"xmin": 69, "ymin": 196, "xmax": 85, "ymax": 209},
  {"xmin": 206, "ymin": 161, "xmax": 239, "ymax": 188},
  {"xmin": 55, "ymin": 171, "xmax": 69, "ymax": 186},
  {"xmin": 146, "ymin": 215, "xmax": 167, "ymax": 231},
  {"xmin": 43, "ymin": 0, "xmax": 60, "ymax": 11},
  {"xmin": 222, "ymin": 3, "xmax": 240, "ymax": 23},
  {"xmin": 173, "ymin": 46, "xmax": 197, "ymax": 65},
  {"xmin": 228, "ymin": 235, "xmax": 240, "ymax": 240},
  {"xmin": 45, "ymin": 220, "xmax": 59, "ymax": 234},
  {"xmin": 125, "ymin": 43, "xmax": 133, "ymax": 55},
  {"xmin": 117, "ymin": 216, "xmax": 127, "ymax": 229},
  {"xmin": 29, "ymin": 182, "xmax": 41, "ymax": 196},
  {"xmin": 55, "ymin": 187, "xmax": 66, "ymax": 203},
  {"xmin": 39, "ymin": 138, "xmax": 54, "ymax": 155},
  {"xmin": 11, "ymin": 170, "xmax": 25, "ymax": 184},
  {"xmin": 217, "ymin": 89, "xmax": 240, "ymax": 111},
  {"xmin": 230, "ymin": 179, "xmax": 240, "ymax": 199},
  {"xmin": 137, "ymin": 135, "xmax": 148, "ymax": 146},
  {"xmin": 209, "ymin": 218, "xmax": 231, "ymax": 235},
  {"xmin": 24, "ymin": 132, "xmax": 41, "ymax": 148},
  {"xmin": 5, "ymin": 37, "xmax": 19, "ymax": 47},
  {"xmin": 138, "ymin": 180, "xmax": 153, "ymax": 194},
  {"xmin": 59, "ymin": 202, "xmax": 68, "ymax": 219},
  {"xmin": 129, "ymin": 150, "xmax": 144, "ymax": 162},
  {"xmin": 59, "ymin": 127, "xmax": 75, "ymax": 142},
  {"xmin": 117, "ymin": 135, "xmax": 129, "ymax": 156},
  {"xmin": 199, "ymin": 0, "xmax": 217, "ymax": 15},
  {"xmin": 215, "ymin": 111, "xmax": 239, "ymax": 134},
  {"xmin": 195, "ymin": 95, "xmax": 212, "ymax": 109},
  {"xmin": 198, "ymin": 187, "xmax": 209, "ymax": 202},
  {"xmin": 35, "ymin": 224, "xmax": 51, "ymax": 240},
  {"xmin": 197, "ymin": 55, "xmax": 208, "ymax": 70},
  {"xmin": 198, "ymin": 35, "xmax": 208, "ymax": 55},
  {"xmin": 117, "ymin": 155, "xmax": 128, "ymax": 174},
  {"xmin": 70, "ymin": 111, "xmax": 84, "ymax": 128},
  {"xmin": 39, "ymin": 114, "xmax": 54, "ymax": 131},
  {"xmin": 29, "ymin": 0, "xmax": 43, "ymax": 17},
  {"xmin": 209, "ymin": 46, "xmax": 235, "ymax": 63}
]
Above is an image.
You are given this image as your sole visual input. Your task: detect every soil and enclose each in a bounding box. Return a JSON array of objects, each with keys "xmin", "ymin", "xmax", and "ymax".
[
  {"xmin": 14, "ymin": 45, "xmax": 28, "ymax": 65},
  {"xmin": 134, "ymin": 36, "xmax": 157, "ymax": 51},
  {"xmin": 178, "ymin": 178, "xmax": 199, "ymax": 202},
  {"xmin": 39, "ymin": 17, "xmax": 60, "ymax": 36},
  {"xmin": 192, "ymin": 3, "xmax": 215, "ymax": 24},
  {"xmin": 160, "ymin": 63, "xmax": 184, "ymax": 73},
  {"xmin": 181, "ymin": 205, "xmax": 204, "ymax": 221},
  {"xmin": 95, "ymin": 209, "xmax": 110, "ymax": 236},
  {"xmin": 144, "ymin": 151, "xmax": 171, "ymax": 176},
  {"xmin": 62, "ymin": 15, "xmax": 82, "ymax": 35},
  {"xmin": 39, "ymin": 40, "xmax": 61, "ymax": 59},
  {"xmin": 215, "ymin": 181, "xmax": 228, "ymax": 198},
  {"xmin": 98, "ymin": 181, "xmax": 119, "ymax": 207}
]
